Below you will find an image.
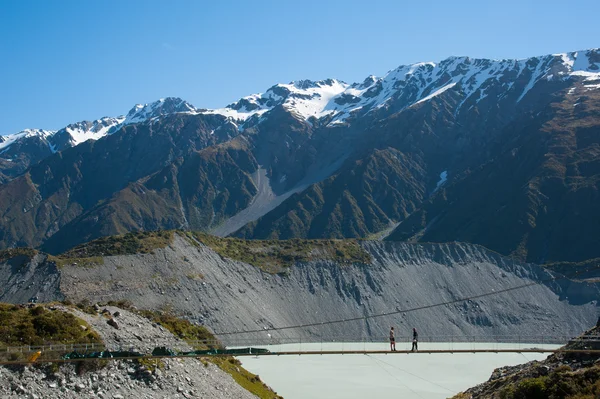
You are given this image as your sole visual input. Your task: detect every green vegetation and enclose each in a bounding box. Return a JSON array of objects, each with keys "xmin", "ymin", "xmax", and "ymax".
[
  {"xmin": 137, "ymin": 308, "xmax": 219, "ymax": 350},
  {"xmin": 0, "ymin": 248, "xmax": 38, "ymax": 264},
  {"xmin": 454, "ymin": 365, "xmax": 600, "ymax": 399},
  {"xmin": 0, "ymin": 303, "xmax": 103, "ymax": 363},
  {"xmin": 544, "ymin": 258, "xmax": 600, "ymax": 281},
  {"xmin": 0, "ymin": 248, "xmax": 40, "ymax": 272},
  {"xmin": 186, "ymin": 231, "xmax": 372, "ymax": 273},
  {"xmin": 59, "ymin": 230, "xmax": 175, "ymax": 258},
  {"xmin": 48, "ymin": 230, "xmax": 175, "ymax": 268},
  {"xmin": 1, "ymin": 229, "xmax": 372, "ymax": 274},
  {"xmin": 0, "ymin": 303, "xmax": 101, "ymax": 347},
  {"xmin": 211, "ymin": 356, "xmax": 283, "ymax": 399}
]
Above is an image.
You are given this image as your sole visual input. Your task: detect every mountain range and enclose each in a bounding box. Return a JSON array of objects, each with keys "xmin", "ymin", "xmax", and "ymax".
[{"xmin": 1, "ymin": 48, "xmax": 599, "ymax": 262}]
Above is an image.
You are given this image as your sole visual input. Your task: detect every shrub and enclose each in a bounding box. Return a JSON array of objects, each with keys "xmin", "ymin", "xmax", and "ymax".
[
  {"xmin": 513, "ymin": 377, "xmax": 548, "ymax": 399},
  {"xmin": 0, "ymin": 303, "xmax": 102, "ymax": 348}
]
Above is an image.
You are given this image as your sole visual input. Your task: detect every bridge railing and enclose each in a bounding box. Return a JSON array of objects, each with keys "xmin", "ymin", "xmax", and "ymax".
[{"xmin": 220, "ymin": 334, "xmax": 596, "ymax": 347}]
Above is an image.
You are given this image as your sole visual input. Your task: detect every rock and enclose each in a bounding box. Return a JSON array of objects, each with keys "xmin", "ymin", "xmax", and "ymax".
[
  {"xmin": 113, "ymin": 311, "xmax": 121, "ymax": 317},
  {"xmin": 177, "ymin": 386, "xmax": 184, "ymax": 393},
  {"xmin": 107, "ymin": 318, "xmax": 119, "ymax": 329},
  {"xmin": 113, "ymin": 395, "xmax": 124, "ymax": 399},
  {"xmin": 48, "ymin": 382, "xmax": 57, "ymax": 388},
  {"xmin": 76, "ymin": 383, "xmax": 86, "ymax": 392},
  {"xmin": 536, "ymin": 365, "xmax": 550, "ymax": 376}
]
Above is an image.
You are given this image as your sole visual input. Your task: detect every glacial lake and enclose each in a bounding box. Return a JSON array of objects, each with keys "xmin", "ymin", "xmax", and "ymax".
[{"xmin": 236, "ymin": 342, "xmax": 560, "ymax": 399}]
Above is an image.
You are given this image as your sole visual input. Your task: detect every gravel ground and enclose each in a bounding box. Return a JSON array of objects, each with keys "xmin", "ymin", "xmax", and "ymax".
[
  {"xmin": 70, "ymin": 306, "xmax": 193, "ymax": 353},
  {"xmin": 0, "ymin": 306, "xmax": 259, "ymax": 399},
  {"xmin": 0, "ymin": 357, "xmax": 257, "ymax": 399}
]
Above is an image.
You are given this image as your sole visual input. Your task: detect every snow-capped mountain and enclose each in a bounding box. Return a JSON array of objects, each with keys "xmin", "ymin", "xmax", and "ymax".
[
  {"xmin": 3, "ymin": 49, "xmax": 598, "ymax": 157},
  {"xmin": 1, "ymin": 48, "xmax": 600, "ymax": 263},
  {"xmin": 204, "ymin": 49, "xmax": 600, "ymax": 127},
  {"xmin": 0, "ymin": 129, "xmax": 56, "ymax": 153},
  {"xmin": 0, "ymin": 97, "xmax": 201, "ymax": 180}
]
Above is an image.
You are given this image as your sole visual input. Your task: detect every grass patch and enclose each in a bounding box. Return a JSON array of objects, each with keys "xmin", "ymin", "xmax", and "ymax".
[
  {"xmin": 48, "ymin": 230, "xmax": 175, "ymax": 268},
  {"xmin": 544, "ymin": 257, "xmax": 600, "ymax": 281},
  {"xmin": 185, "ymin": 231, "xmax": 372, "ymax": 273},
  {"xmin": 58, "ymin": 230, "xmax": 175, "ymax": 258},
  {"xmin": 137, "ymin": 308, "xmax": 219, "ymax": 350},
  {"xmin": 0, "ymin": 303, "xmax": 102, "ymax": 347},
  {"xmin": 455, "ymin": 365, "xmax": 600, "ymax": 399},
  {"xmin": 210, "ymin": 356, "xmax": 283, "ymax": 399},
  {"xmin": 0, "ymin": 248, "xmax": 38, "ymax": 263}
]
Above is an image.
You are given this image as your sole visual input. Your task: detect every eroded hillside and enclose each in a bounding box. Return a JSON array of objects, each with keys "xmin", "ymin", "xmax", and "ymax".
[{"xmin": 1, "ymin": 232, "xmax": 598, "ymax": 344}]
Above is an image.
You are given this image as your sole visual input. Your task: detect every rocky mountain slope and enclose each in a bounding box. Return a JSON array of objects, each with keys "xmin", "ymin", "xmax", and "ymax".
[
  {"xmin": 387, "ymin": 82, "xmax": 600, "ymax": 263},
  {"xmin": 0, "ymin": 98, "xmax": 197, "ymax": 183},
  {"xmin": 0, "ymin": 303, "xmax": 279, "ymax": 398},
  {"xmin": 1, "ymin": 231, "xmax": 598, "ymax": 344},
  {"xmin": 0, "ymin": 49, "xmax": 599, "ymax": 262},
  {"xmin": 452, "ymin": 325, "xmax": 600, "ymax": 399}
]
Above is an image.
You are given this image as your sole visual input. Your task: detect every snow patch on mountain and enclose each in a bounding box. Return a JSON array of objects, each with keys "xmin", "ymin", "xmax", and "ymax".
[
  {"xmin": 0, "ymin": 129, "xmax": 56, "ymax": 153},
  {"xmin": 415, "ymin": 83, "xmax": 457, "ymax": 105},
  {"xmin": 430, "ymin": 170, "xmax": 448, "ymax": 195},
  {"xmin": 62, "ymin": 116, "xmax": 125, "ymax": 146},
  {"xmin": 205, "ymin": 79, "xmax": 349, "ymax": 122}
]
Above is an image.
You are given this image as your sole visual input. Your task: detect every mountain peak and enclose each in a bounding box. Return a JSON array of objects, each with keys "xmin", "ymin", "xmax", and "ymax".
[
  {"xmin": 290, "ymin": 78, "xmax": 344, "ymax": 90},
  {"xmin": 124, "ymin": 97, "xmax": 197, "ymax": 125}
]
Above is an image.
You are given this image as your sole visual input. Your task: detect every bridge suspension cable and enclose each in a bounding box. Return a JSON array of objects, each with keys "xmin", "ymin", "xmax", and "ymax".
[{"xmin": 214, "ymin": 262, "xmax": 600, "ymax": 336}]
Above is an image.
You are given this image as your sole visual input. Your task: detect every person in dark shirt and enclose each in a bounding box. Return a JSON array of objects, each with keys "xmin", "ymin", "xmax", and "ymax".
[
  {"xmin": 411, "ymin": 328, "xmax": 418, "ymax": 352},
  {"xmin": 389, "ymin": 327, "xmax": 396, "ymax": 351}
]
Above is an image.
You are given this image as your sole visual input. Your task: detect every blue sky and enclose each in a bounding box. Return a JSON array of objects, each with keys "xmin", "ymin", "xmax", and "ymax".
[{"xmin": 1, "ymin": 0, "xmax": 598, "ymax": 134}]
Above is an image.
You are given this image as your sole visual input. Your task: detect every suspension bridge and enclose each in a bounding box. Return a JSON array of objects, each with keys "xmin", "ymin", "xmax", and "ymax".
[{"xmin": 1, "ymin": 334, "xmax": 598, "ymax": 366}]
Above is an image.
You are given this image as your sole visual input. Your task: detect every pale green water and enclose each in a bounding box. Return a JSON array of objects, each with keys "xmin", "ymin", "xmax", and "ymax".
[{"xmin": 237, "ymin": 342, "xmax": 560, "ymax": 399}]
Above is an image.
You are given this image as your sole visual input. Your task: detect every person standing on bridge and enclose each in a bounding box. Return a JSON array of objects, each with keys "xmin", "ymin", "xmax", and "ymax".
[
  {"xmin": 389, "ymin": 327, "xmax": 396, "ymax": 351},
  {"xmin": 411, "ymin": 328, "xmax": 418, "ymax": 352}
]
